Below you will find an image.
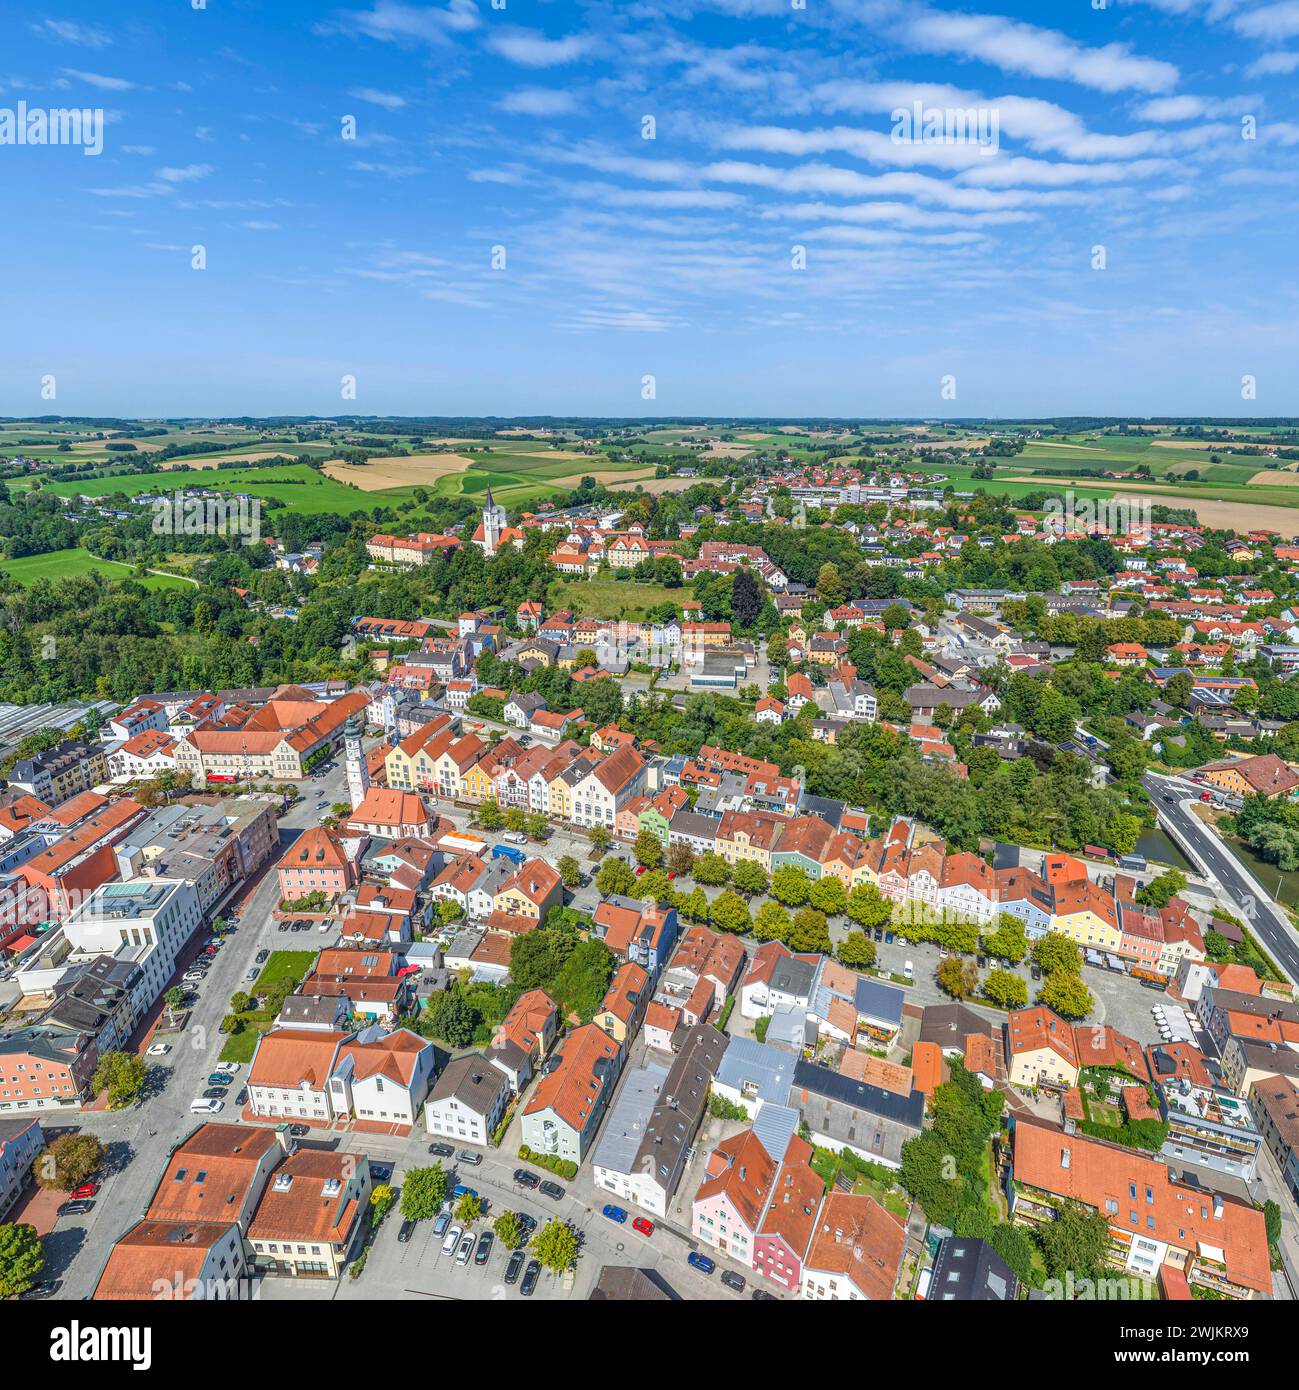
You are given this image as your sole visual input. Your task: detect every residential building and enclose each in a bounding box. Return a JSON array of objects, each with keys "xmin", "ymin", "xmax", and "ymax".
[{"xmin": 426, "ymin": 1053, "xmax": 509, "ymax": 1145}]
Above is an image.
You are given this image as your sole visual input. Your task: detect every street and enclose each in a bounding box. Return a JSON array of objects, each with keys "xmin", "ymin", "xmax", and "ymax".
[
  {"xmin": 1145, "ymin": 770, "xmax": 1299, "ymax": 985},
  {"xmin": 48, "ymin": 757, "xmax": 351, "ymax": 1299}
]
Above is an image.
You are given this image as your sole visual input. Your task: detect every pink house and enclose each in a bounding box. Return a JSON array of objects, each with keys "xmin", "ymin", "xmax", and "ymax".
[
  {"xmin": 692, "ymin": 1129, "xmax": 819, "ymax": 1276},
  {"xmin": 753, "ymin": 1139, "xmax": 823, "ymax": 1292},
  {"xmin": 276, "ymin": 825, "xmax": 358, "ymax": 901}
]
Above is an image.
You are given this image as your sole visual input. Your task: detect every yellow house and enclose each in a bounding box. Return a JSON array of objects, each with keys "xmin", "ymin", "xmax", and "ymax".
[
  {"xmin": 384, "ymin": 721, "xmax": 454, "ymax": 791},
  {"xmin": 592, "ymin": 962, "xmax": 650, "ymax": 1045},
  {"xmin": 430, "ymin": 734, "xmax": 485, "ymax": 801},
  {"xmin": 515, "ymin": 641, "xmax": 556, "ymax": 668},
  {"xmin": 460, "ymin": 758, "xmax": 495, "ymax": 802},
  {"xmin": 493, "ymin": 859, "xmax": 563, "ymax": 921},
  {"xmin": 820, "ymin": 832, "xmax": 874, "ymax": 888},
  {"xmin": 715, "ymin": 810, "xmax": 781, "ymax": 870},
  {"xmin": 1049, "ymin": 882, "xmax": 1122, "ymax": 952},
  {"xmin": 547, "ymin": 771, "xmax": 574, "ymax": 822},
  {"xmin": 1005, "ymin": 1006, "xmax": 1079, "ymax": 1089}
]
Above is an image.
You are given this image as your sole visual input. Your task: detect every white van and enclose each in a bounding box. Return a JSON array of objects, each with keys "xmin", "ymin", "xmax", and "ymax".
[{"xmin": 190, "ymin": 1097, "xmax": 224, "ymax": 1114}]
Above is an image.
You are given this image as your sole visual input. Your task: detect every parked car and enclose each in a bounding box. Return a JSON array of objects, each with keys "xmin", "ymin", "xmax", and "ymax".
[
  {"xmin": 288, "ymin": 1123, "xmax": 308, "ymax": 1137},
  {"xmin": 182, "ymin": 971, "xmax": 205, "ymax": 983},
  {"xmin": 58, "ymin": 1199, "xmax": 95, "ymax": 1218},
  {"xmin": 721, "ymin": 1270, "xmax": 746, "ymax": 1292},
  {"xmin": 190, "ymin": 1097, "xmax": 223, "ymax": 1114},
  {"xmin": 520, "ymin": 1259, "xmax": 541, "ymax": 1296},
  {"xmin": 433, "ymin": 1209, "xmax": 452, "ymax": 1237},
  {"xmin": 455, "ymin": 1232, "xmax": 475, "ymax": 1265},
  {"xmin": 71, "ymin": 1180, "xmax": 99, "ymax": 1199},
  {"xmin": 517, "ymin": 1212, "xmax": 537, "ymax": 1236},
  {"xmin": 1031, "ymin": 965, "xmax": 1042, "ymax": 981},
  {"xmin": 513, "ymin": 1168, "xmax": 540, "ymax": 1188},
  {"xmin": 215, "ymin": 1061, "xmax": 240, "ymax": 1074},
  {"xmin": 688, "ymin": 1251, "xmax": 715, "ymax": 1275},
  {"xmin": 632, "ymin": 1216, "xmax": 654, "ymax": 1236},
  {"xmin": 206, "ymin": 1073, "xmax": 232, "ymax": 1087},
  {"xmin": 255, "ymin": 949, "xmax": 269, "ymax": 964},
  {"xmin": 428, "ymin": 1142, "xmax": 454, "ymax": 1158},
  {"xmin": 442, "ymin": 1224, "xmax": 463, "ymax": 1256},
  {"xmin": 398, "ymin": 1219, "xmax": 417, "ymax": 1244},
  {"xmin": 457, "ymin": 1149, "xmax": 483, "ymax": 1166},
  {"xmin": 235, "ymin": 1088, "xmax": 248, "ymax": 1106},
  {"xmin": 475, "ymin": 1231, "xmax": 494, "ymax": 1265},
  {"xmin": 146, "ymin": 1042, "xmax": 171, "ymax": 1056},
  {"xmin": 884, "ymin": 931, "xmax": 895, "ymax": 945},
  {"xmin": 602, "ymin": 1204, "xmax": 628, "ymax": 1224},
  {"xmin": 202, "ymin": 1087, "xmax": 227, "ymax": 1100},
  {"xmin": 505, "ymin": 1249, "xmax": 525, "ymax": 1285},
  {"xmin": 751, "ymin": 1288, "xmax": 778, "ymax": 1301},
  {"xmin": 19, "ymin": 1279, "xmax": 62, "ymax": 1300},
  {"xmin": 538, "ymin": 1180, "xmax": 565, "ymax": 1201},
  {"xmin": 452, "ymin": 1184, "xmax": 478, "ymax": 1202}
]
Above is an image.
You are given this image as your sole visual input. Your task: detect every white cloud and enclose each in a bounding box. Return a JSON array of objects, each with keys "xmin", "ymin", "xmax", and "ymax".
[
  {"xmin": 31, "ymin": 20, "xmax": 112, "ymax": 47},
  {"xmin": 499, "ymin": 87, "xmax": 578, "ymax": 116},
  {"xmin": 322, "ymin": 0, "xmax": 480, "ymax": 46},
  {"xmin": 1246, "ymin": 49, "xmax": 1299, "ymax": 75},
  {"xmin": 486, "ymin": 27, "xmax": 595, "ymax": 67},
  {"xmin": 156, "ymin": 163, "xmax": 214, "ymax": 183},
  {"xmin": 61, "ymin": 67, "xmax": 135, "ymax": 90},
  {"xmin": 1232, "ymin": 1, "xmax": 1299, "ymax": 40},
  {"xmin": 900, "ymin": 9, "xmax": 1178, "ymax": 93},
  {"xmin": 349, "ymin": 86, "xmax": 407, "ymax": 109}
]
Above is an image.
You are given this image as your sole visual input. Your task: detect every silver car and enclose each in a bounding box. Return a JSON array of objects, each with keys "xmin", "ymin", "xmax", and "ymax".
[{"xmin": 455, "ymin": 1231, "xmax": 475, "ymax": 1265}]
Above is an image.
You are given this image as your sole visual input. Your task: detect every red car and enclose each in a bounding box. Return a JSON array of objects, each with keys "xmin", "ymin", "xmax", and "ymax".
[
  {"xmin": 635, "ymin": 864, "xmax": 646, "ymax": 876},
  {"xmin": 632, "ymin": 1216, "xmax": 654, "ymax": 1236},
  {"xmin": 71, "ymin": 1181, "xmax": 99, "ymax": 1199}
]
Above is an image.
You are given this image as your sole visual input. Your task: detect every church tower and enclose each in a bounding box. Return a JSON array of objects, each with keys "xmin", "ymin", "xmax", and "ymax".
[
  {"xmin": 344, "ymin": 711, "xmax": 369, "ymax": 810},
  {"xmin": 481, "ymin": 487, "xmax": 506, "ymax": 557}
]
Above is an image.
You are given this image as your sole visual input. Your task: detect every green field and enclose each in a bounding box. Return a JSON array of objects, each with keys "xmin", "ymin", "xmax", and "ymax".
[
  {"xmin": 547, "ymin": 576, "xmax": 685, "ymax": 618},
  {"xmin": 41, "ymin": 463, "xmax": 398, "ymax": 517},
  {"xmin": 0, "ymin": 547, "xmax": 193, "ymax": 589}
]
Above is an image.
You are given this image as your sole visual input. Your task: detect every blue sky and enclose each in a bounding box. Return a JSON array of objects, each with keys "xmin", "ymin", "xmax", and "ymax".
[{"xmin": 2, "ymin": 0, "xmax": 1298, "ymax": 418}]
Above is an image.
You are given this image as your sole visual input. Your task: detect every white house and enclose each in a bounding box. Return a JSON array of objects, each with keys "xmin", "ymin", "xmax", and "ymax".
[{"xmin": 425, "ymin": 1053, "xmax": 509, "ymax": 1145}]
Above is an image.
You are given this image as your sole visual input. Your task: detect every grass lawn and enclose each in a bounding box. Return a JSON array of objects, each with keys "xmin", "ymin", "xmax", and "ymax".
[
  {"xmin": 255, "ymin": 950, "xmax": 316, "ymax": 991},
  {"xmin": 217, "ymin": 949, "xmax": 315, "ymax": 1063},
  {"xmin": 0, "ymin": 547, "xmax": 192, "ymax": 589},
  {"xmin": 547, "ymin": 576, "xmax": 685, "ymax": 619},
  {"xmin": 218, "ymin": 1021, "xmax": 272, "ymax": 1064}
]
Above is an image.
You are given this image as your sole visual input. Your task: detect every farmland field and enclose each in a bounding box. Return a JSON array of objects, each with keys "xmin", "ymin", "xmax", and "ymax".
[{"xmin": 0, "ymin": 547, "xmax": 194, "ymax": 589}]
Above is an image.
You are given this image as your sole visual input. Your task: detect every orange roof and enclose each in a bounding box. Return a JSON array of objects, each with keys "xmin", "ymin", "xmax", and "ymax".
[
  {"xmin": 909, "ymin": 1040, "xmax": 948, "ymax": 1096},
  {"xmin": 277, "ymin": 824, "xmax": 350, "ymax": 873},
  {"xmin": 1013, "ymin": 1117, "xmax": 1270, "ymax": 1294},
  {"xmin": 522, "ymin": 1022, "xmax": 620, "ymax": 1131},
  {"xmin": 0, "ymin": 794, "xmax": 50, "ymax": 835},
  {"xmin": 756, "ymin": 1134, "xmax": 820, "ymax": 1257},
  {"xmin": 248, "ymin": 1028, "xmax": 346, "ymax": 1090},
  {"xmin": 147, "ymin": 1123, "xmax": 279, "ymax": 1222},
  {"xmin": 1006, "ymin": 1005, "xmax": 1078, "ymax": 1067},
  {"xmin": 803, "ymin": 1192, "xmax": 906, "ymax": 1300},
  {"xmin": 95, "ymin": 1220, "xmax": 236, "ymax": 1300},
  {"xmin": 695, "ymin": 1128, "xmax": 778, "ymax": 1232},
  {"xmin": 337, "ymin": 1028, "xmax": 429, "ymax": 1086},
  {"xmin": 246, "ymin": 1150, "xmax": 361, "ymax": 1245}
]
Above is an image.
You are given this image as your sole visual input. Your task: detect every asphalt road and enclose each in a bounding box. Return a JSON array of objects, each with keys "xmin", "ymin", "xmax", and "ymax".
[
  {"xmin": 51, "ymin": 758, "xmax": 351, "ymax": 1299},
  {"xmin": 1144, "ymin": 770, "xmax": 1299, "ymax": 985}
]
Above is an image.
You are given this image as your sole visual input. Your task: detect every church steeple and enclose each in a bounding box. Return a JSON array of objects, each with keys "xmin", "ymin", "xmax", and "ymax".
[{"xmin": 481, "ymin": 487, "xmax": 505, "ymax": 557}]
